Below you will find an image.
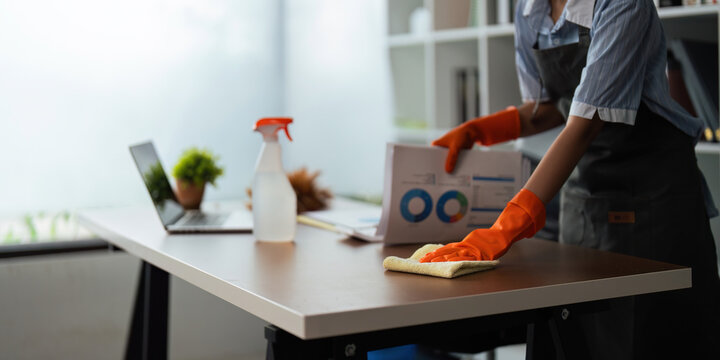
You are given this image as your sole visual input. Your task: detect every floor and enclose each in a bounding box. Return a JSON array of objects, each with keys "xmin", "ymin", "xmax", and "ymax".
[
  {"xmin": 362, "ymin": 344, "xmax": 527, "ymax": 360},
  {"xmin": 245, "ymin": 343, "xmax": 526, "ymax": 360},
  {"xmin": 464, "ymin": 345, "xmax": 526, "ymax": 360}
]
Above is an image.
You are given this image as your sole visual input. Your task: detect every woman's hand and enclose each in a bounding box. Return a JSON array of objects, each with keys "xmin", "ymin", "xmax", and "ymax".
[
  {"xmin": 420, "ymin": 189, "xmax": 546, "ymax": 262},
  {"xmin": 432, "ymin": 106, "xmax": 521, "ymax": 173}
]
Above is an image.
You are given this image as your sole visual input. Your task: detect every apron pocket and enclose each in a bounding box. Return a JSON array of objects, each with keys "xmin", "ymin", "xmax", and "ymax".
[
  {"xmin": 561, "ymin": 188, "xmax": 648, "ymax": 256},
  {"xmin": 559, "ymin": 189, "xmax": 591, "ymax": 247}
]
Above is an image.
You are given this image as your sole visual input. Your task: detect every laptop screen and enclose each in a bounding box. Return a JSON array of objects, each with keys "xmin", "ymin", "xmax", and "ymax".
[{"xmin": 129, "ymin": 142, "xmax": 185, "ymax": 226}]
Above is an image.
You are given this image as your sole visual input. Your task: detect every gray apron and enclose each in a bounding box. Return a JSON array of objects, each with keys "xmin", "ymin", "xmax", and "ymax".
[{"xmin": 532, "ymin": 25, "xmax": 720, "ymax": 359}]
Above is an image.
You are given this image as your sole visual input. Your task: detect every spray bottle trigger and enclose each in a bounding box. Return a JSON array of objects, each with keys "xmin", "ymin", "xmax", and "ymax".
[
  {"xmin": 254, "ymin": 117, "xmax": 293, "ymax": 141},
  {"xmin": 282, "ymin": 126, "xmax": 293, "ymax": 142}
]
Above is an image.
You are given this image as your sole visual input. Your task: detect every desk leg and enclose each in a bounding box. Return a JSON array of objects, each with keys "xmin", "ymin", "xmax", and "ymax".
[
  {"xmin": 265, "ymin": 325, "xmax": 371, "ymax": 360},
  {"xmin": 526, "ymin": 306, "xmax": 593, "ymax": 360},
  {"xmin": 526, "ymin": 322, "xmax": 555, "ymax": 360},
  {"xmin": 125, "ymin": 261, "xmax": 170, "ymax": 360}
]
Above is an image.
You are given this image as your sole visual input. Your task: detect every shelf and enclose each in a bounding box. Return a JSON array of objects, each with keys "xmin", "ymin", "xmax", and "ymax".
[
  {"xmin": 388, "ymin": 33, "xmax": 426, "ymax": 47},
  {"xmin": 391, "ymin": 133, "xmax": 720, "ymax": 156},
  {"xmin": 389, "ymin": 138, "xmax": 720, "ymax": 155},
  {"xmin": 657, "ymin": 4, "xmax": 720, "ymax": 19},
  {"xmin": 432, "ymin": 27, "xmax": 480, "ymax": 43},
  {"xmin": 389, "ymin": 24, "xmax": 514, "ymax": 46},
  {"xmin": 483, "ymin": 23, "xmax": 515, "ymax": 38},
  {"xmin": 696, "ymin": 142, "xmax": 720, "ymax": 154},
  {"xmin": 515, "ymin": 139, "xmax": 720, "ymax": 157},
  {"xmin": 393, "ymin": 127, "xmax": 430, "ymax": 144},
  {"xmin": 393, "ymin": 127, "xmax": 457, "ymax": 145}
]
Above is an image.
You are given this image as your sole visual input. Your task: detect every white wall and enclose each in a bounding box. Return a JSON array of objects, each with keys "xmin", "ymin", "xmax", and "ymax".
[
  {"xmin": 0, "ymin": 0, "xmax": 393, "ymax": 214},
  {"xmin": 283, "ymin": 0, "xmax": 393, "ymax": 199},
  {"xmin": 0, "ymin": 1, "xmax": 395, "ymax": 358},
  {"xmin": 0, "ymin": 0, "xmax": 284, "ymax": 216}
]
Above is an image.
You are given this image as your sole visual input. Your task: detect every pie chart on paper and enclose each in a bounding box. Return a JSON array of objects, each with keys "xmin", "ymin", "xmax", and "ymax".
[
  {"xmin": 436, "ymin": 190, "xmax": 468, "ymax": 223},
  {"xmin": 400, "ymin": 188, "xmax": 433, "ymax": 223}
]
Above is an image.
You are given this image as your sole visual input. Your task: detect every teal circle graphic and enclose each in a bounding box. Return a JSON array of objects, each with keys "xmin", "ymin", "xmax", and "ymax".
[
  {"xmin": 400, "ymin": 189, "xmax": 433, "ymax": 223},
  {"xmin": 436, "ymin": 190, "xmax": 468, "ymax": 223}
]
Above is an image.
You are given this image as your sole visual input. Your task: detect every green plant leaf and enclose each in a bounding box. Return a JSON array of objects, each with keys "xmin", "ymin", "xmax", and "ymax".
[
  {"xmin": 3, "ymin": 228, "xmax": 18, "ymax": 244},
  {"xmin": 50, "ymin": 213, "xmax": 60, "ymax": 240},
  {"xmin": 172, "ymin": 147, "xmax": 224, "ymax": 187},
  {"xmin": 24, "ymin": 215, "xmax": 38, "ymax": 242}
]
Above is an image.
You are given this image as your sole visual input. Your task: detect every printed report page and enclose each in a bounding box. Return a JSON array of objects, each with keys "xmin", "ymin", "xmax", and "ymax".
[{"xmin": 382, "ymin": 144, "xmax": 525, "ymax": 245}]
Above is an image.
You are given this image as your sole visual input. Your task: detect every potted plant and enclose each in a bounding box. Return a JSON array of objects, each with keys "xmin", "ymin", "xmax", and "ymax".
[{"xmin": 172, "ymin": 147, "xmax": 224, "ymax": 210}]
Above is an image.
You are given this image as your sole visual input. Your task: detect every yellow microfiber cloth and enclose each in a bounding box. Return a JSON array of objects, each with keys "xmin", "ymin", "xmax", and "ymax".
[{"xmin": 383, "ymin": 244, "xmax": 499, "ymax": 279}]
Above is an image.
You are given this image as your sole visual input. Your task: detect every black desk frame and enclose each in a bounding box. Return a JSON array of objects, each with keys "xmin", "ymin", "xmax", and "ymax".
[
  {"xmin": 126, "ymin": 261, "xmax": 169, "ymax": 360},
  {"xmin": 126, "ymin": 260, "xmax": 608, "ymax": 360}
]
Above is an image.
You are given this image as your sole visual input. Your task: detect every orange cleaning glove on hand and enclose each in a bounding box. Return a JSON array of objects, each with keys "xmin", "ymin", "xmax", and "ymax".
[
  {"xmin": 419, "ymin": 189, "xmax": 545, "ymax": 262},
  {"xmin": 433, "ymin": 106, "xmax": 521, "ymax": 173}
]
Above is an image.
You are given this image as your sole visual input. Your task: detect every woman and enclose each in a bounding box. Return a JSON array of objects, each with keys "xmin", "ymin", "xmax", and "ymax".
[{"xmin": 420, "ymin": 0, "xmax": 720, "ymax": 358}]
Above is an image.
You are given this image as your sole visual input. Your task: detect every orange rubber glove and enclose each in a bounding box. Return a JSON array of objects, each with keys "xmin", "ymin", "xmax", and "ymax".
[
  {"xmin": 419, "ymin": 189, "xmax": 545, "ymax": 262},
  {"xmin": 433, "ymin": 106, "xmax": 521, "ymax": 173}
]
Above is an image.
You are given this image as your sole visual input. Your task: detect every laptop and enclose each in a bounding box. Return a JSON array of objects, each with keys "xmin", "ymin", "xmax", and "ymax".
[{"xmin": 129, "ymin": 141, "xmax": 253, "ymax": 233}]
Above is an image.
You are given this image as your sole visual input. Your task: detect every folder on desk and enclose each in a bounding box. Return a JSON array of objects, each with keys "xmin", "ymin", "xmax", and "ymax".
[{"xmin": 300, "ymin": 205, "xmax": 383, "ymax": 242}]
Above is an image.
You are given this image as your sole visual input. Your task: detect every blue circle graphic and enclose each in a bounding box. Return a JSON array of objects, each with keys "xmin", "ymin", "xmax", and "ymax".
[
  {"xmin": 436, "ymin": 190, "xmax": 468, "ymax": 223},
  {"xmin": 400, "ymin": 189, "xmax": 433, "ymax": 223}
]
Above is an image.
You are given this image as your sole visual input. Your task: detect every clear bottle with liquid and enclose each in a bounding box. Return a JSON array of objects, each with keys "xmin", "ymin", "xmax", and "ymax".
[{"xmin": 252, "ymin": 117, "xmax": 296, "ymax": 242}]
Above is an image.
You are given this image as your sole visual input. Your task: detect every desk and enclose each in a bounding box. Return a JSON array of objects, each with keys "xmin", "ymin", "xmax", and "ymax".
[{"xmin": 79, "ymin": 205, "xmax": 690, "ymax": 359}]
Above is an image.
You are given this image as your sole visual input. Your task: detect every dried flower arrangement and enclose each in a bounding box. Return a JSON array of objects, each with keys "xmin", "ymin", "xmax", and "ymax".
[{"xmin": 247, "ymin": 167, "xmax": 332, "ymax": 213}]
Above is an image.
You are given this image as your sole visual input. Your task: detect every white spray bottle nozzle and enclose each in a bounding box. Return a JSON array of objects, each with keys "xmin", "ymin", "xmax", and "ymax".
[{"xmin": 254, "ymin": 117, "xmax": 293, "ymax": 142}]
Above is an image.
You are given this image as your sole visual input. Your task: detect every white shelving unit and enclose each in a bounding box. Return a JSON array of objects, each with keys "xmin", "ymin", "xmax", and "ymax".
[
  {"xmin": 388, "ymin": 0, "xmax": 521, "ymax": 145},
  {"xmin": 387, "ymin": 1, "xmax": 720, "ymax": 147},
  {"xmin": 387, "ymin": 1, "xmax": 720, "ymax": 251}
]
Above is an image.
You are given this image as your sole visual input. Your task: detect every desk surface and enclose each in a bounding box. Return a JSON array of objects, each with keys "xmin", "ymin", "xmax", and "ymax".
[{"xmin": 79, "ymin": 204, "xmax": 690, "ymax": 340}]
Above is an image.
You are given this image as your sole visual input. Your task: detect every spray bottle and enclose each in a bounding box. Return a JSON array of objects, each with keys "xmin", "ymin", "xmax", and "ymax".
[{"xmin": 252, "ymin": 117, "xmax": 296, "ymax": 242}]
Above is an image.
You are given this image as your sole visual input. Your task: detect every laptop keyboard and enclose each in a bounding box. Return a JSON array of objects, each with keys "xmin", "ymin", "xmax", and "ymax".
[{"xmin": 178, "ymin": 213, "xmax": 228, "ymax": 226}]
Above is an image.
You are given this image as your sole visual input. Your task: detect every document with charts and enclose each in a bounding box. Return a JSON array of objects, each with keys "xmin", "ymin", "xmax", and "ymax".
[{"xmin": 378, "ymin": 144, "xmax": 530, "ymax": 245}]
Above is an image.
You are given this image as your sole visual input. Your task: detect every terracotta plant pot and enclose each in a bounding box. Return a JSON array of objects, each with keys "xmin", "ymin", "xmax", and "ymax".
[{"xmin": 175, "ymin": 179, "xmax": 206, "ymax": 210}]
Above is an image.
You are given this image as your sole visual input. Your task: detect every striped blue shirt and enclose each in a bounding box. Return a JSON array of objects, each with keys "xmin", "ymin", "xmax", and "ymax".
[{"xmin": 514, "ymin": 0, "xmax": 704, "ymax": 140}]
